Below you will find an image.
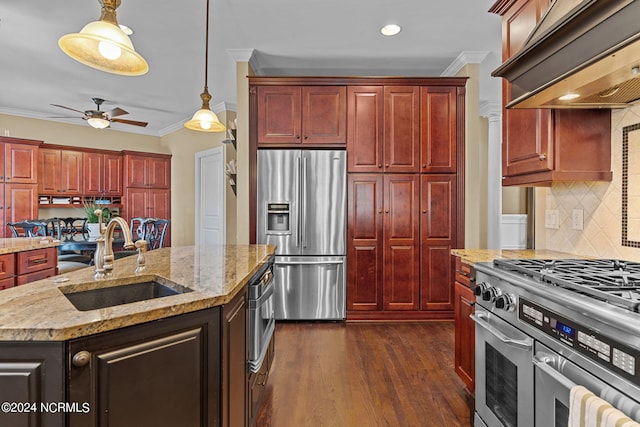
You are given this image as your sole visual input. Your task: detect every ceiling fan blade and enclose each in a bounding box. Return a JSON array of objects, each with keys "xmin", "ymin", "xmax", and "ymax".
[
  {"xmin": 110, "ymin": 118, "xmax": 148, "ymax": 127},
  {"xmin": 47, "ymin": 116, "xmax": 83, "ymax": 119},
  {"xmin": 51, "ymin": 104, "xmax": 85, "ymax": 114},
  {"xmin": 107, "ymin": 107, "xmax": 129, "ymax": 117}
]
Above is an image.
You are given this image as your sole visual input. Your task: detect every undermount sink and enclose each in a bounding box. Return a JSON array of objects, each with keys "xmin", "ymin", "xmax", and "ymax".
[{"xmin": 61, "ymin": 279, "xmax": 193, "ymax": 311}]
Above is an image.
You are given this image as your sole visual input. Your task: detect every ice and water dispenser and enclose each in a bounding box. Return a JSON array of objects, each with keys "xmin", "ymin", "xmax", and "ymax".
[{"xmin": 266, "ymin": 202, "xmax": 291, "ymax": 234}]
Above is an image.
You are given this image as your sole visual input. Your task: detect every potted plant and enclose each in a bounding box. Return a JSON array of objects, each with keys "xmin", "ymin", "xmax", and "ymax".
[{"xmin": 84, "ymin": 201, "xmax": 111, "ymax": 239}]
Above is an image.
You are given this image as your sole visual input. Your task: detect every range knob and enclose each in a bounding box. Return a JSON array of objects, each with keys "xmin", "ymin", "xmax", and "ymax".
[
  {"xmin": 482, "ymin": 287, "xmax": 501, "ymax": 302},
  {"xmin": 494, "ymin": 293, "xmax": 516, "ymax": 311},
  {"xmin": 472, "ymin": 281, "xmax": 490, "ymax": 297}
]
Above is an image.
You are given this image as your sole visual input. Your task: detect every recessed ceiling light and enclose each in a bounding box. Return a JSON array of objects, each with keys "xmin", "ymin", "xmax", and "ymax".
[
  {"xmin": 381, "ymin": 24, "xmax": 401, "ymax": 36},
  {"xmin": 558, "ymin": 93, "xmax": 580, "ymax": 101}
]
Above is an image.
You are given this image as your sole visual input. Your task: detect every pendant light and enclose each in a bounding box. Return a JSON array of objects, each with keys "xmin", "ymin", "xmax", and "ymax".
[
  {"xmin": 184, "ymin": 0, "xmax": 226, "ymax": 132},
  {"xmin": 58, "ymin": 0, "xmax": 148, "ymax": 76}
]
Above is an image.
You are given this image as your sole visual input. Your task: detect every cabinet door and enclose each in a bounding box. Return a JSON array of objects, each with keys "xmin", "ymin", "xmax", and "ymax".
[
  {"xmin": 147, "ymin": 157, "xmax": 170, "ymax": 189},
  {"xmin": 421, "ymin": 87, "xmax": 457, "ymax": 173},
  {"xmin": 256, "ymin": 86, "xmax": 302, "ymax": 144},
  {"xmin": 420, "ymin": 175, "xmax": 456, "ymax": 311},
  {"xmin": 124, "ymin": 187, "xmax": 149, "ymax": 219},
  {"xmin": 83, "ymin": 152, "xmax": 104, "ymax": 194},
  {"xmin": 125, "ymin": 155, "xmax": 149, "ymax": 187},
  {"xmin": 301, "ymin": 86, "xmax": 347, "ymax": 145},
  {"xmin": 148, "ymin": 189, "xmax": 170, "ymax": 219},
  {"xmin": 454, "ymin": 280, "xmax": 475, "ymax": 391},
  {"xmin": 38, "ymin": 148, "xmax": 61, "ymax": 194},
  {"xmin": 5, "ymin": 184, "xmax": 38, "ymax": 225},
  {"xmin": 4, "ymin": 143, "xmax": 38, "ymax": 184},
  {"xmin": 60, "ymin": 150, "xmax": 83, "ymax": 194},
  {"xmin": 0, "ymin": 185, "xmax": 4, "ymax": 238},
  {"xmin": 221, "ymin": 288, "xmax": 247, "ymax": 427},
  {"xmin": 383, "ymin": 174, "xmax": 420, "ymax": 310},
  {"xmin": 103, "ymin": 154, "xmax": 123, "ymax": 195},
  {"xmin": 501, "ymin": 0, "xmax": 553, "ymax": 177},
  {"xmin": 347, "ymin": 174, "xmax": 383, "ymax": 311},
  {"xmin": 384, "ymin": 86, "xmax": 420, "ymax": 173},
  {"xmin": 347, "ymin": 86, "xmax": 384, "ymax": 172}
]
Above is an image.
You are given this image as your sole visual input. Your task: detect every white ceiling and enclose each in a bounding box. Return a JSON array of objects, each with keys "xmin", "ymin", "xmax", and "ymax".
[{"xmin": 0, "ymin": 0, "xmax": 502, "ymax": 136}]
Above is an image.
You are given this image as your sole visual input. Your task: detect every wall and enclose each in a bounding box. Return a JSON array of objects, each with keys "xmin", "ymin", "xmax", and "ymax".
[
  {"xmin": 0, "ymin": 112, "xmax": 236, "ymax": 247},
  {"xmin": 535, "ymin": 104, "xmax": 640, "ymax": 261}
]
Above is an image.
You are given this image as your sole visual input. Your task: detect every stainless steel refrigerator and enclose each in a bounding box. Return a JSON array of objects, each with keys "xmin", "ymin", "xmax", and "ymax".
[{"xmin": 257, "ymin": 149, "xmax": 346, "ymax": 320}]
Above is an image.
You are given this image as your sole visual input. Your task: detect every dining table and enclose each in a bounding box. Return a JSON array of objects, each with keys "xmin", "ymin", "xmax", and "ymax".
[{"xmin": 57, "ymin": 233, "xmax": 127, "ymax": 253}]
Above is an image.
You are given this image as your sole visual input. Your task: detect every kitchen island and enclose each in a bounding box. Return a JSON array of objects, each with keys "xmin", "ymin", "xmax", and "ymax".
[{"xmin": 0, "ymin": 244, "xmax": 275, "ymax": 427}]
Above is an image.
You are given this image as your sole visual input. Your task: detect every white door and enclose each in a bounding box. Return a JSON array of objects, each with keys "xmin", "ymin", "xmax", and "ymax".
[{"xmin": 195, "ymin": 147, "xmax": 225, "ymax": 245}]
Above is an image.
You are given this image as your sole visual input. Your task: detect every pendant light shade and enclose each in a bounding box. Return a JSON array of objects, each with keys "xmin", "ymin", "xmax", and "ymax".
[
  {"xmin": 58, "ymin": 0, "xmax": 148, "ymax": 76},
  {"xmin": 185, "ymin": 0, "xmax": 226, "ymax": 133}
]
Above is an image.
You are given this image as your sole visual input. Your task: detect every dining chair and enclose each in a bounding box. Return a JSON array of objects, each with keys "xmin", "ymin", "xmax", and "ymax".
[
  {"xmin": 7, "ymin": 220, "xmax": 49, "ymax": 237},
  {"xmin": 138, "ymin": 218, "xmax": 170, "ymax": 250},
  {"xmin": 129, "ymin": 217, "xmax": 148, "ymax": 241}
]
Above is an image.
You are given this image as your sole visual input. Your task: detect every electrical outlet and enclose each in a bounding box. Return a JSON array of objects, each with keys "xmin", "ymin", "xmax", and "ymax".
[
  {"xmin": 545, "ymin": 210, "xmax": 560, "ymax": 229},
  {"xmin": 572, "ymin": 209, "xmax": 584, "ymax": 230}
]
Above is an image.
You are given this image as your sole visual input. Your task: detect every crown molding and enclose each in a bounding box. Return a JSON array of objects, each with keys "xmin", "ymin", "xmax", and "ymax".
[{"xmin": 441, "ymin": 51, "xmax": 491, "ymax": 76}]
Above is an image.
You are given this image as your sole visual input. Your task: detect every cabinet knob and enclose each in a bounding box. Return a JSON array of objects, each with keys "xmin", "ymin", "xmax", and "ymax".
[
  {"xmin": 385, "ymin": 164, "xmax": 389, "ymax": 168},
  {"xmin": 378, "ymin": 164, "xmax": 382, "ymax": 168},
  {"xmin": 539, "ymin": 153, "xmax": 547, "ymax": 161},
  {"xmin": 6, "ymin": 206, "xmax": 10, "ymax": 210},
  {"xmin": 385, "ymin": 209, "xmax": 389, "ymax": 214},
  {"xmin": 295, "ymin": 135, "xmax": 300, "ymax": 139},
  {"xmin": 422, "ymin": 210, "xmax": 427, "ymax": 214},
  {"xmin": 304, "ymin": 135, "xmax": 308, "ymax": 139},
  {"xmin": 0, "ymin": 176, "xmax": 3, "ymax": 180},
  {"xmin": 5, "ymin": 177, "xmax": 9, "ymax": 180},
  {"xmin": 423, "ymin": 164, "xmax": 427, "ymax": 168},
  {"xmin": 378, "ymin": 209, "xmax": 382, "ymax": 214},
  {"xmin": 72, "ymin": 350, "xmax": 91, "ymax": 367}
]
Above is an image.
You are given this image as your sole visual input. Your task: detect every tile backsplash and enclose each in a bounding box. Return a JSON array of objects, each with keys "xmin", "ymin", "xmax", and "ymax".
[{"xmin": 542, "ymin": 104, "xmax": 640, "ymax": 261}]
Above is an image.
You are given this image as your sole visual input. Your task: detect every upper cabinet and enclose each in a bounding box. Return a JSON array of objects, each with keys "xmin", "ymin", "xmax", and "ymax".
[
  {"xmin": 2, "ymin": 140, "xmax": 39, "ymax": 184},
  {"xmin": 383, "ymin": 86, "xmax": 421, "ymax": 173},
  {"xmin": 256, "ymin": 85, "xmax": 347, "ymax": 147},
  {"xmin": 421, "ymin": 87, "xmax": 458, "ymax": 173},
  {"xmin": 83, "ymin": 151, "xmax": 123, "ymax": 196},
  {"xmin": 38, "ymin": 148, "xmax": 83, "ymax": 195},
  {"xmin": 124, "ymin": 152, "xmax": 171, "ymax": 189},
  {"xmin": 491, "ymin": 0, "xmax": 612, "ymax": 186}
]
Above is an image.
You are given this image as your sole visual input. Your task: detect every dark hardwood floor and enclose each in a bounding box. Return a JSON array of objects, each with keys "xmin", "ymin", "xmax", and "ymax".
[{"xmin": 256, "ymin": 321, "xmax": 473, "ymax": 427}]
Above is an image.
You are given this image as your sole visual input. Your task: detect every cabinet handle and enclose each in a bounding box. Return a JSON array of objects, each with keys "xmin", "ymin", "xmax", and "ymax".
[
  {"xmin": 6, "ymin": 206, "xmax": 10, "ymax": 210},
  {"xmin": 72, "ymin": 351, "xmax": 91, "ymax": 367},
  {"xmin": 385, "ymin": 164, "xmax": 389, "ymax": 168},
  {"xmin": 422, "ymin": 210, "xmax": 427, "ymax": 214},
  {"xmin": 378, "ymin": 209, "xmax": 382, "ymax": 214},
  {"xmin": 295, "ymin": 135, "xmax": 300, "ymax": 139},
  {"xmin": 378, "ymin": 164, "xmax": 382, "ymax": 168},
  {"xmin": 304, "ymin": 135, "xmax": 308, "ymax": 139},
  {"xmin": 385, "ymin": 209, "xmax": 389, "ymax": 213},
  {"xmin": 5, "ymin": 177, "xmax": 9, "ymax": 180},
  {"xmin": 0, "ymin": 176, "xmax": 3, "ymax": 179},
  {"xmin": 539, "ymin": 153, "xmax": 547, "ymax": 161},
  {"xmin": 423, "ymin": 164, "xmax": 427, "ymax": 168}
]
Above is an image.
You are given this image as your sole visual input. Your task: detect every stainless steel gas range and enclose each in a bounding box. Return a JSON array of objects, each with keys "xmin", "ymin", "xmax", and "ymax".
[{"xmin": 473, "ymin": 258, "xmax": 640, "ymax": 427}]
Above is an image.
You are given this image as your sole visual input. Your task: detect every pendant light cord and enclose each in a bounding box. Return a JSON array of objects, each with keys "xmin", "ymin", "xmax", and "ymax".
[{"xmin": 204, "ymin": 0, "xmax": 210, "ymax": 91}]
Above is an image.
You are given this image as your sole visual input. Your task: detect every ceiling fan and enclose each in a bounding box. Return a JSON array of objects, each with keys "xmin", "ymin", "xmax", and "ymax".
[{"xmin": 50, "ymin": 97, "xmax": 148, "ymax": 129}]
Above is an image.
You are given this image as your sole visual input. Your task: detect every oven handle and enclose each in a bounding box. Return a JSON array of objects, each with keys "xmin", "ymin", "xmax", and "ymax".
[
  {"xmin": 251, "ymin": 279, "xmax": 275, "ymax": 307},
  {"xmin": 532, "ymin": 354, "xmax": 576, "ymax": 389},
  {"xmin": 471, "ymin": 312, "xmax": 533, "ymax": 350}
]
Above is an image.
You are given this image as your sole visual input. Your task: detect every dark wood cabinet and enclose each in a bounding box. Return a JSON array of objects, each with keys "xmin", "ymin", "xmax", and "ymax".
[
  {"xmin": 256, "ymin": 85, "xmax": 346, "ymax": 146},
  {"xmin": 124, "ymin": 152, "xmax": 171, "ymax": 189},
  {"xmin": 383, "ymin": 174, "xmax": 420, "ymax": 310},
  {"xmin": 0, "ymin": 342, "xmax": 65, "ymax": 427},
  {"xmin": 3, "ymin": 140, "xmax": 39, "ymax": 184},
  {"xmin": 420, "ymin": 175, "xmax": 457, "ymax": 311},
  {"xmin": 124, "ymin": 187, "xmax": 170, "ymax": 220},
  {"xmin": 383, "ymin": 86, "xmax": 421, "ymax": 173},
  {"xmin": 490, "ymin": 0, "xmax": 612, "ymax": 186},
  {"xmin": 421, "ymin": 87, "xmax": 458, "ymax": 173},
  {"xmin": 83, "ymin": 151, "xmax": 123, "ymax": 196},
  {"xmin": 453, "ymin": 256, "xmax": 475, "ymax": 392},
  {"xmin": 38, "ymin": 148, "xmax": 83, "ymax": 195},
  {"xmin": 346, "ymin": 174, "xmax": 383, "ymax": 312},
  {"xmin": 5, "ymin": 183, "xmax": 38, "ymax": 229},
  {"xmin": 346, "ymin": 86, "xmax": 384, "ymax": 173}
]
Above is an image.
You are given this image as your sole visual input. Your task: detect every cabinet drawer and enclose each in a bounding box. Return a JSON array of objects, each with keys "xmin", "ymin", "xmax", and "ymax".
[
  {"xmin": 454, "ymin": 257, "xmax": 473, "ymax": 287},
  {"xmin": 0, "ymin": 277, "xmax": 16, "ymax": 290},
  {"xmin": 17, "ymin": 248, "xmax": 57, "ymax": 275},
  {"xmin": 16, "ymin": 268, "xmax": 56, "ymax": 286},
  {"xmin": 0, "ymin": 253, "xmax": 16, "ymax": 280}
]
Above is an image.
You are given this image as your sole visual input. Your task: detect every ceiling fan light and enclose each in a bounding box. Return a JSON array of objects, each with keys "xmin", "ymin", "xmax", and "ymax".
[
  {"xmin": 87, "ymin": 117, "xmax": 110, "ymax": 129},
  {"xmin": 184, "ymin": 108, "xmax": 226, "ymax": 132},
  {"xmin": 58, "ymin": 1, "xmax": 148, "ymax": 76}
]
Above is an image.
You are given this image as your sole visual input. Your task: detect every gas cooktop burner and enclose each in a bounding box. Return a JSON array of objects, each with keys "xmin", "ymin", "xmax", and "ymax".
[{"xmin": 493, "ymin": 259, "xmax": 640, "ymax": 312}]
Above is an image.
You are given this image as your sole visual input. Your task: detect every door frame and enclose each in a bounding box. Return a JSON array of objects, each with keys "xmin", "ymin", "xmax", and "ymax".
[{"xmin": 195, "ymin": 146, "xmax": 226, "ymax": 245}]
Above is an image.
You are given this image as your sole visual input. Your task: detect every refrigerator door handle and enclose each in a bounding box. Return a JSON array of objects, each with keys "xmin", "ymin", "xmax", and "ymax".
[
  {"xmin": 276, "ymin": 260, "xmax": 344, "ymax": 265},
  {"xmin": 301, "ymin": 156, "xmax": 308, "ymax": 248},
  {"xmin": 295, "ymin": 156, "xmax": 302, "ymax": 247}
]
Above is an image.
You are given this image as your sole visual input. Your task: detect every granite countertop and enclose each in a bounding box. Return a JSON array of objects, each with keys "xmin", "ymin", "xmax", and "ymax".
[
  {"xmin": 0, "ymin": 244, "xmax": 275, "ymax": 341},
  {"xmin": 0, "ymin": 237, "xmax": 61, "ymax": 254},
  {"xmin": 450, "ymin": 248, "xmax": 585, "ymax": 265}
]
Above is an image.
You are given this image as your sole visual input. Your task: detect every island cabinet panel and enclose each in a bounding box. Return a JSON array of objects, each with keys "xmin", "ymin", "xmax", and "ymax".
[
  {"xmin": 222, "ymin": 287, "xmax": 248, "ymax": 427},
  {"xmin": 453, "ymin": 256, "xmax": 475, "ymax": 392},
  {"xmin": 346, "ymin": 174, "xmax": 384, "ymax": 311},
  {"xmin": 420, "ymin": 175, "xmax": 457, "ymax": 311},
  {"xmin": 383, "ymin": 86, "xmax": 421, "ymax": 173},
  {"xmin": 0, "ymin": 253, "xmax": 15, "ymax": 289},
  {"xmin": 346, "ymin": 86, "xmax": 384, "ymax": 173},
  {"xmin": 491, "ymin": 0, "xmax": 612, "ymax": 186},
  {"xmin": 68, "ymin": 308, "xmax": 222, "ymax": 427},
  {"xmin": 256, "ymin": 85, "xmax": 346, "ymax": 147},
  {"xmin": 0, "ymin": 342, "xmax": 65, "ymax": 427},
  {"xmin": 420, "ymin": 87, "xmax": 458, "ymax": 173}
]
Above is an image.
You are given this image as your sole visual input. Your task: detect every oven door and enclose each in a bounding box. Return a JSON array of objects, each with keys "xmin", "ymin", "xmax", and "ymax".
[
  {"xmin": 533, "ymin": 342, "xmax": 640, "ymax": 427},
  {"xmin": 249, "ymin": 276, "xmax": 275, "ymax": 373},
  {"xmin": 473, "ymin": 306, "xmax": 534, "ymax": 427}
]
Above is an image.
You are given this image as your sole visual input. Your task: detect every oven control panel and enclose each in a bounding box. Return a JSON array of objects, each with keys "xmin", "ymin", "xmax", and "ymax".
[{"xmin": 519, "ymin": 298, "xmax": 640, "ymax": 384}]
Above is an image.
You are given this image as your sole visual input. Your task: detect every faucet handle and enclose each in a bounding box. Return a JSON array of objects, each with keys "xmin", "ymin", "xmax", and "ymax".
[{"xmin": 134, "ymin": 240, "xmax": 148, "ymax": 274}]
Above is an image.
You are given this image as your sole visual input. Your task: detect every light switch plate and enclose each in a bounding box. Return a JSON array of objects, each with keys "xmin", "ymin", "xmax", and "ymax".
[
  {"xmin": 545, "ymin": 210, "xmax": 560, "ymax": 229},
  {"xmin": 572, "ymin": 209, "xmax": 584, "ymax": 230}
]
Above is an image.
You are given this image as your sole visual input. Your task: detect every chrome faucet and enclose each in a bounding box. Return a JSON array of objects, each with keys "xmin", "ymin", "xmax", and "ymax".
[{"xmin": 93, "ymin": 210, "xmax": 147, "ymax": 279}]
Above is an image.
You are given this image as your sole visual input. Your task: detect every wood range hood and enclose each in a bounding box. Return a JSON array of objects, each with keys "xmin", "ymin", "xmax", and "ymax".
[{"xmin": 492, "ymin": 0, "xmax": 640, "ymax": 109}]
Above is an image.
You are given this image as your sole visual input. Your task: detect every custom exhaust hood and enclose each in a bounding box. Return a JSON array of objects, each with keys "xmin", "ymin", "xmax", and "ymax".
[{"xmin": 493, "ymin": 0, "xmax": 640, "ymax": 109}]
